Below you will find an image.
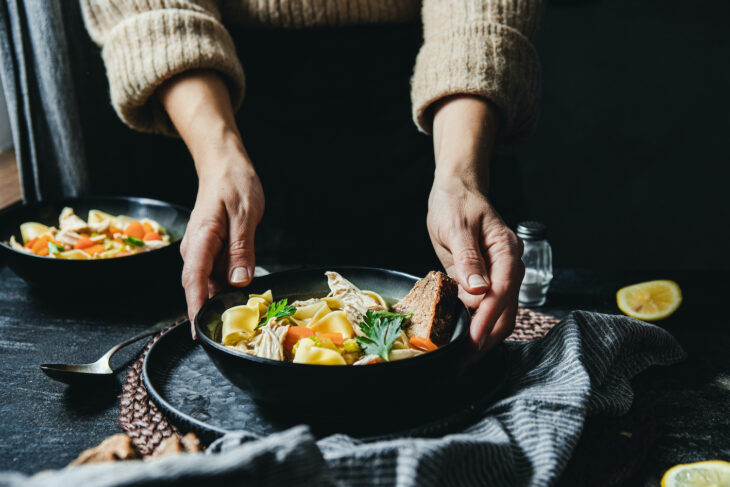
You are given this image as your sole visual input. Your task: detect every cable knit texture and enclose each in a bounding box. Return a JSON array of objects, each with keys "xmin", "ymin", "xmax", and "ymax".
[{"xmin": 81, "ymin": 0, "xmax": 542, "ymax": 139}]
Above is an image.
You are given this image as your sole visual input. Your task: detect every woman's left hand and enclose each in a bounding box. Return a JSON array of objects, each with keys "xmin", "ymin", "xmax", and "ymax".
[
  {"xmin": 428, "ymin": 95, "xmax": 525, "ymax": 354},
  {"xmin": 427, "ymin": 177, "xmax": 524, "ymax": 354}
]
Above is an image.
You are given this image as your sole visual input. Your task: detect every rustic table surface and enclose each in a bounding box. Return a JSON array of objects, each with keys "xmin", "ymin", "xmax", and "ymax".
[{"xmin": 0, "ymin": 264, "xmax": 727, "ymax": 485}]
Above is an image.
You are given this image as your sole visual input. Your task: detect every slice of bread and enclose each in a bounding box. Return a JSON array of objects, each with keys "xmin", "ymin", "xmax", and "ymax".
[{"xmin": 393, "ymin": 271, "xmax": 458, "ymax": 346}]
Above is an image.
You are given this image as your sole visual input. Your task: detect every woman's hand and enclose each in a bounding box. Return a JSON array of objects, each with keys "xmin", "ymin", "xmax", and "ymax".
[
  {"xmin": 429, "ymin": 95, "xmax": 525, "ymax": 353},
  {"xmin": 182, "ymin": 145, "xmax": 264, "ymax": 322},
  {"xmin": 158, "ymin": 70, "xmax": 264, "ymax": 324}
]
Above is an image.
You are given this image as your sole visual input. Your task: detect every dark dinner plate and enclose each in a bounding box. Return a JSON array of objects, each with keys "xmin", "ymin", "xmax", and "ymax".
[
  {"xmin": 0, "ymin": 196, "xmax": 189, "ymax": 291},
  {"xmin": 144, "ymin": 320, "xmax": 509, "ymax": 444},
  {"xmin": 193, "ymin": 267, "xmax": 500, "ymax": 413}
]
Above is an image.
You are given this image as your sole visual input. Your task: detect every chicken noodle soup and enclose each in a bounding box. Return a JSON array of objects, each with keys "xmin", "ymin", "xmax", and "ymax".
[
  {"xmin": 219, "ymin": 272, "xmax": 449, "ymax": 365},
  {"xmin": 6, "ymin": 207, "xmax": 171, "ymax": 259}
]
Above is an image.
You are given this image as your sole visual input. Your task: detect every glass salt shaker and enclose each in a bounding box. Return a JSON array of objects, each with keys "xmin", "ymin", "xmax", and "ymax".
[{"xmin": 517, "ymin": 221, "xmax": 553, "ymax": 307}]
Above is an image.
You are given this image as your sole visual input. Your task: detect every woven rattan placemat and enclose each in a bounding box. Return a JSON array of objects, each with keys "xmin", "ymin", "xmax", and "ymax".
[{"xmin": 119, "ymin": 308, "xmax": 651, "ymax": 486}]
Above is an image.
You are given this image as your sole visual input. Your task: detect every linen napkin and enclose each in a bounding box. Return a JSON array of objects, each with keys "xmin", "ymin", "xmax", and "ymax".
[{"xmin": 0, "ymin": 311, "xmax": 686, "ymax": 487}]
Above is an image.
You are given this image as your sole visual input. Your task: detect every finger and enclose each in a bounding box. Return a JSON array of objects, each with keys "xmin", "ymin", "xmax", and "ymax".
[
  {"xmin": 457, "ymin": 285, "xmax": 483, "ymax": 312},
  {"xmin": 181, "ymin": 227, "xmax": 224, "ymax": 330},
  {"xmin": 227, "ymin": 213, "xmax": 257, "ymax": 287},
  {"xmin": 210, "ymin": 253, "xmax": 229, "ymax": 292},
  {"xmin": 208, "ymin": 277, "xmax": 224, "ymax": 298},
  {"xmin": 448, "ymin": 232, "xmax": 490, "ymax": 295},
  {"xmin": 431, "ymin": 239, "xmax": 483, "ymax": 309},
  {"xmin": 469, "ymin": 250, "xmax": 524, "ymax": 352},
  {"xmin": 480, "ymin": 298, "xmax": 519, "ymax": 353}
]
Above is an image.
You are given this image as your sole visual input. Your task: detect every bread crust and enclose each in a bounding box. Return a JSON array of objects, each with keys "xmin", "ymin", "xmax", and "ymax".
[{"xmin": 393, "ymin": 271, "xmax": 458, "ymax": 346}]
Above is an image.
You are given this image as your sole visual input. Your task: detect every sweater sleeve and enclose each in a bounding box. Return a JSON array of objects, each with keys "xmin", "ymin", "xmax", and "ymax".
[
  {"xmin": 80, "ymin": 0, "xmax": 245, "ymax": 136},
  {"xmin": 411, "ymin": 0, "xmax": 542, "ymax": 141}
]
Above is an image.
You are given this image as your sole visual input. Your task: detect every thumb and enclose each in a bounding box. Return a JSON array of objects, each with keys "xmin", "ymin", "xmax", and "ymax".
[
  {"xmin": 450, "ymin": 232, "xmax": 490, "ymax": 295},
  {"xmin": 227, "ymin": 217, "xmax": 256, "ymax": 287}
]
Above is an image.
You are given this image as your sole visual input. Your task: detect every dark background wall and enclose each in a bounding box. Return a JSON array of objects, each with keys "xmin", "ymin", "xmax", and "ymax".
[
  {"xmin": 63, "ymin": 0, "xmax": 729, "ymax": 271},
  {"xmin": 519, "ymin": 0, "xmax": 729, "ymax": 270}
]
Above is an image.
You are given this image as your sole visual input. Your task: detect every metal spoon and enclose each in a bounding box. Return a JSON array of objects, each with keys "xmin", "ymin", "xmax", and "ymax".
[{"xmin": 40, "ymin": 315, "xmax": 186, "ymax": 385}]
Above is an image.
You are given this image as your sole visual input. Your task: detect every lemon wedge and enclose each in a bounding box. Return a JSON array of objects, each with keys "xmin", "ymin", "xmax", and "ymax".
[
  {"xmin": 661, "ymin": 460, "xmax": 730, "ymax": 487},
  {"xmin": 616, "ymin": 280, "xmax": 682, "ymax": 321}
]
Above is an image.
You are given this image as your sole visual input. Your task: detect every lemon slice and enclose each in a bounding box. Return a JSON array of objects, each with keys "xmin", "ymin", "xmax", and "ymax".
[
  {"xmin": 661, "ymin": 460, "xmax": 730, "ymax": 487},
  {"xmin": 616, "ymin": 280, "xmax": 682, "ymax": 321}
]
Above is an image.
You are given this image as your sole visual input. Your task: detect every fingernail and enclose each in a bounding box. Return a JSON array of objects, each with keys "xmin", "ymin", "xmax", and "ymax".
[
  {"xmin": 468, "ymin": 274, "xmax": 488, "ymax": 289},
  {"xmin": 231, "ymin": 267, "xmax": 249, "ymax": 284}
]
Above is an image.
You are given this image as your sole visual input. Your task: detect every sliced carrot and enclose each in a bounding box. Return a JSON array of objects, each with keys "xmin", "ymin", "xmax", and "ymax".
[
  {"xmin": 109, "ymin": 226, "xmax": 123, "ymax": 235},
  {"xmin": 31, "ymin": 235, "xmax": 51, "ymax": 254},
  {"xmin": 123, "ymin": 221, "xmax": 145, "ymax": 240},
  {"xmin": 143, "ymin": 231, "xmax": 161, "ymax": 241},
  {"xmin": 316, "ymin": 332, "xmax": 344, "ymax": 346},
  {"xmin": 24, "ymin": 237, "xmax": 38, "ymax": 249},
  {"xmin": 82, "ymin": 244, "xmax": 106, "ymax": 256},
  {"xmin": 80, "ymin": 232, "xmax": 91, "ymax": 239},
  {"xmin": 409, "ymin": 336, "xmax": 438, "ymax": 352},
  {"xmin": 283, "ymin": 326, "xmax": 314, "ymax": 353},
  {"xmin": 142, "ymin": 221, "xmax": 155, "ymax": 233},
  {"xmin": 74, "ymin": 237, "xmax": 95, "ymax": 250},
  {"xmin": 36, "ymin": 247, "xmax": 49, "ymax": 257}
]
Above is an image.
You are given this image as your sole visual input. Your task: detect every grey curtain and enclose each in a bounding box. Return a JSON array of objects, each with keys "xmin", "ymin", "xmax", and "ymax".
[{"xmin": 0, "ymin": 0, "xmax": 88, "ymax": 202}]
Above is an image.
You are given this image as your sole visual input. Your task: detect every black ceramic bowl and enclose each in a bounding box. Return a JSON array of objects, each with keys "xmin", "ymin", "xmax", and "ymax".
[
  {"xmin": 0, "ymin": 196, "xmax": 189, "ymax": 290},
  {"xmin": 195, "ymin": 267, "xmax": 472, "ymax": 411}
]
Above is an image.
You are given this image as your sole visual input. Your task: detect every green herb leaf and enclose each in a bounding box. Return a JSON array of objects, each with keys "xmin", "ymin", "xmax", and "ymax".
[
  {"xmin": 256, "ymin": 299, "xmax": 297, "ymax": 328},
  {"xmin": 48, "ymin": 242, "xmax": 65, "ymax": 254},
  {"xmin": 355, "ymin": 310, "xmax": 405, "ymax": 361},
  {"xmin": 123, "ymin": 236, "xmax": 145, "ymax": 247}
]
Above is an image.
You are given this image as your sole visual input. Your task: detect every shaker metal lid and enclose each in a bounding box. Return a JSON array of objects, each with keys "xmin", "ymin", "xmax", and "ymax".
[{"xmin": 516, "ymin": 221, "xmax": 547, "ymax": 240}]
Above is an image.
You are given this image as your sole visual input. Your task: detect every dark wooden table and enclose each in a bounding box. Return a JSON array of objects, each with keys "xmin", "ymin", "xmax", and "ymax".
[{"xmin": 0, "ymin": 265, "xmax": 727, "ymax": 485}]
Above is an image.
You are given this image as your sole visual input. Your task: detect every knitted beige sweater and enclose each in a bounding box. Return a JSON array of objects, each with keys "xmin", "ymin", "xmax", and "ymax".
[{"xmin": 81, "ymin": 0, "xmax": 541, "ymax": 139}]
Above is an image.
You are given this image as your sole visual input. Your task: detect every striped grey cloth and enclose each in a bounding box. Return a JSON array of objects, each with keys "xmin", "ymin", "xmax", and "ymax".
[{"xmin": 0, "ymin": 311, "xmax": 685, "ymax": 487}]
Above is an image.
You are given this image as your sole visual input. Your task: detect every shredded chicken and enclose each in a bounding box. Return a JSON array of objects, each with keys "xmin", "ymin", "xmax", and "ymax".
[
  {"xmin": 292, "ymin": 298, "xmax": 320, "ymax": 308},
  {"xmin": 54, "ymin": 229, "xmax": 81, "ymax": 247},
  {"xmin": 251, "ymin": 321, "xmax": 289, "ymax": 360},
  {"xmin": 59, "ymin": 207, "xmax": 88, "ymax": 233},
  {"xmin": 8, "ymin": 235, "xmax": 25, "ymax": 252},
  {"xmin": 353, "ymin": 354, "xmax": 381, "ymax": 366},
  {"xmin": 325, "ymin": 271, "xmax": 380, "ymax": 336},
  {"xmin": 88, "ymin": 219, "xmax": 110, "ymax": 234},
  {"xmin": 134, "ymin": 240, "xmax": 168, "ymax": 252},
  {"xmin": 388, "ymin": 349, "xmax": 424, "ymax": 361}
]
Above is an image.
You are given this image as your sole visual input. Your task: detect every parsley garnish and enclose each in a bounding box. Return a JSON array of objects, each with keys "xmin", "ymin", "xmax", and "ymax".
[
  {"xmin": 355, "ymin": 310, "xmax": 407, "ymax": 361},
  {"xmin": 256, "ymin": 299, "xmax": 296, "ymax": 328},
  {"xmin": 123, "ymin": 236, "xmax": 144, "ymax": 247},
  {"xmin": 48, "ymin": 242, "xmax": 64, "ymax": 254}
]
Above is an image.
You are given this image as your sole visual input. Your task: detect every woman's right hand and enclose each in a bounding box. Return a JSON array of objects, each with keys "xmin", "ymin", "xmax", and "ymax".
[
  {"xmin": 181, "ymin": 142, "xmax": 264, "ymax": 323},
  {"xmin": 157, "ymin": 70, "xmax": 264, "ymax": 325}
]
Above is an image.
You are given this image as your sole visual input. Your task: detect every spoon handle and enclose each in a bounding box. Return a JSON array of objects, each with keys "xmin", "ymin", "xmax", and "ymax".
[{"xmin": 102, "ymin": 315, "xmax": 187, "ymax": 360}]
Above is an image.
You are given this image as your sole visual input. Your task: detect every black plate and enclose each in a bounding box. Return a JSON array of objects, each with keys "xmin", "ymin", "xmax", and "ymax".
[
  {"xmin": 194, "ymin": 267, "xmax": 476, "ymax": 410},
  {"xmin": 144, "ymin": 321, "xmax": 509, "ymax": 444},
  {"xmin": 0, "ymin": 196, "xmax": 189, "ymax": 290}
]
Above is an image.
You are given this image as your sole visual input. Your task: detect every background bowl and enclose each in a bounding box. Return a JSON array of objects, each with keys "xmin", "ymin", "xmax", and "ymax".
[
  {"xmin": 194, "ymin": 266, "xmax": 473, "ymax": 412},
  {"xmin": 0, "ymin": 196, "xmax": 189, "ymax": 291}
]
